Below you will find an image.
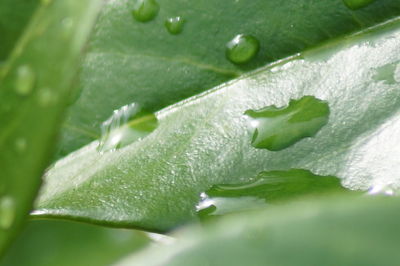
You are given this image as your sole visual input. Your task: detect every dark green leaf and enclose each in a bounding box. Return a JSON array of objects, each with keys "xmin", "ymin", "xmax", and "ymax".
[
  {"xmin": 0, "ymin": 0, "xmax": 101, "ymax": 255},
  {"xmin": 0, "ymin": 220, "xmax": 149, "ymax": 266},
  {"xmin": 57, "ymin": 0, "xmax": 400, "ymax": 157},
  {"xmin": 0, "ymin": 0, "xmax": 39, "ymax": 61}
]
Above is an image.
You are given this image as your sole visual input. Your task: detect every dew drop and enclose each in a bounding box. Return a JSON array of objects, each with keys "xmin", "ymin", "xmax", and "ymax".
[
  {"xmin": 165, "ymin": 16, "xmax": 185, "ymax": 35},
  {"xmin": 0, "ymin": 196, "xmax": 16, "ymax": 230},
  {"xmin": 37, "ymin": 88, "xmax": 56, "ymax": 107},
  {"xmin": 98, "ymin": 103, "xmax": 158, "ymax": 152},
  {"xmin": 15, "ymin": 138, "xmax": 27, "ymax": 153},
  {"xmin": 15, "ymin": 65, "xmax": 35, "ymax": 96},
  {"xmin": 40, "ymin": 0, "xmax": 52, "ymax": 5},
  {"xmin": 132, "ymin": 0, "xmax": 160, "ymax": 23},
  {"xmin": 372, "ymin": 63, "xmax": 398, "ymax": 85},
  {"xmin": 342, "ymin": 0, "xmax": 376, "ymax": 10},
  {"xmin": 245, "ymin": 95, "xmax": 330, "ymax": 151},
  {"xmin": 226, "ymin": 34, "xmax": 260, "ymax": 64},
  {"xmin": 197, "ymin": 169, "xmax": 343, "ymax": 219}
]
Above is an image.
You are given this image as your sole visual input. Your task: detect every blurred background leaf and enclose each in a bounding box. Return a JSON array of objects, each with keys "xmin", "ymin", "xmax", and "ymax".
[
  {"xmin": 0, "ymin": 0, "xmax": 39, "ymax": 61},
  {"xmin": 0, "ymin": 0, "xmax": 102, "ymax": 256},
  {"xmin": 117, "ymin": 195, "xmax": 400, "ymax": 266},
  {"xmin": 0, "ymin": 220, "xmax": 149, "ymax": 266}
]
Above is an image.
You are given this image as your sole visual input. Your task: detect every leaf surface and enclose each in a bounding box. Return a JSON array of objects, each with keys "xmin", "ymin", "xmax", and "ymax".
[
  {"xmin": 116, "ymin": 195, "xmax": 400, "ymax": 266},
  {"xmin": 35, "ymin": 18, "xmax": 400, "ymax": 232}
]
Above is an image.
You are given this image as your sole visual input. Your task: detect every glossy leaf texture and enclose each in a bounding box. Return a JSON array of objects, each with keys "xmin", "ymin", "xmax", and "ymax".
[
  {"xmin": 117, "ymin": 195, "xmax": 400, "ymax": 266},
  {"xmin": 0, "ymin": 0, "xmax": 102, "ymax": 256},
  {"xmin": 0, "ymin": 0, "xmax": 39, "ymax": 61},
  {"xmin": 57, "ymin": 0, "xmax": 400, "ymax": 157},
  {"xmin": 34, "ymin": 18, "xmax": 400, "ymax": 232},
  {"xmin": 0, "ymin": 220, "xmax": 149, "ymax": 266}
]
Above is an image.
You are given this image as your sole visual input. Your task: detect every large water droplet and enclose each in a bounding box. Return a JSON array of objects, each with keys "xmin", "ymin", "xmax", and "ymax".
[
  {"xmin": 165, "ymin": 16, "xmax": 185, "ymax": 35},
  {"xmin": 132, "ymin": 0, "xmax": 160, "ymax": 23},
  {"xmin": 245, "ymin": 95, "xmax": 330, "ymax": 151},
  {"xmin": 226, "ymin": 34, "xmax": 260, "ymax": 64},
  {"xmin": 15, "ymin": 65, "xmax": 35, "ymax": 96},
  {"xmin": 342, "ymin": 0, "xmax": 376, "ymax": 10},
  {"xmin": 197, "ymin": 169, "xmax": 344, "ymax": 219},
  {"xmin": 98, "ymin": 103, "xmax": 158, "ymax": 152},
  {"xmin": 0, "ymin": 196, "xmax": 16, "ymax": 230}
]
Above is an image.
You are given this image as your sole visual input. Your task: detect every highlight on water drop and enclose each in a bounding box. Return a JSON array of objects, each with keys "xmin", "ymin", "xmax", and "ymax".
[
  {"xmin": 226, "ymin": 34, "xmax": 260, "ymax": 64},
  {"xmin": 245, "ymin": 95, "xmax": 330, "ymax": 151},
  {"xmin": 0, "ymin": 196, "xmax": 16, "ymax": 230},
  {"xmin": 15, "ymin": 64, "xmax": 35, "ymax": 96},
  {"xmin": 98, "ymin": 103, "xmax": 158, "ymax": 152},
  {"xmin": 342, "ymin": 0, "xmax": 376, "ymax": 10},
  {"xmin": 165, "ymin": 16, "xmax": 185, "ymax": 35},
  {"xmin": 132, "ymin": 0, "xmax": 160, "ymax": 22}
]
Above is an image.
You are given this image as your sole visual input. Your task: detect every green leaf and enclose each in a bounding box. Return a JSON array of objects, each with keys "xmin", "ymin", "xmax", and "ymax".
[
  {"xmin": 0, "ymin": 0, "xmax": 101, "ymax": 256},
  {"xmin": 57, "ymin": 0, "xmax": 400, "ymax": 157},
  {"xmin": 34, "ymin": 18, "xmax": 400, "ymax": 232},
  {"xmin": 0, "ymin": 0, "xmax": 39, "ymax": 61},
  {"xmin": 0, "ymin": 220, "xmax": 149, "ymax": 266},
  {"xmin": 116, "ymin": 195, "xmax": 400, "ymax": 266}
]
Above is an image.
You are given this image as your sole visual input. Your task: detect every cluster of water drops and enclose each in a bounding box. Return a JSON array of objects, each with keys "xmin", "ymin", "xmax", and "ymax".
[{"xmin": 131, "ymin": 0, "xmax": 376, "ymax": 66}]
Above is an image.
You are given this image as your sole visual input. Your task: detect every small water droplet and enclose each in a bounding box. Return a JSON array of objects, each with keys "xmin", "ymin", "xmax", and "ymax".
[
  {"xmin": 132, "ymin": 0, "xmax": 160, "ymax": 23},
  {"xmin": 40, "ymin": 0, "xmax": 52, "ymax": 5},
  {"xmin": 197, "ymin": 169, "xmax": 343, "ymax": 219},
  {"xmin": 62, "ymin": 17, "xmax": 73, "ymax": 29},
  {"xmin": 245, "ymin": 95, "xmax": 330, "ymax": 151},
  {"xmin": 15, "ymin": 65, "xmax": 35, "ymax": 96},
  {"xmin": 165, "ymin": 16, "xmax": 185, "ymax": 35},
  {"xmin": 15, "ymin": 138, "xmax": 27, "ymax": 152},
  {"xmin": 37, "ymin": 88, "xmax": 56, "ymax": 107},
  {"xmin": 226, "ymin": 34, "xmax": 260, "ymax": 64},
  {"xmin": 342, "ymin": 0, "xmax": 376, "ymax": 10},
  {"xmin": 98, "ymin": 103, "xmax": 158, "ymax": 152},
  {"xmin": 0, "ymin": 196, "xmax": 16, "ymax": 230},
  {"xmin": 372, "ymin": 63, "xmax": 398, "ymax": 85}
]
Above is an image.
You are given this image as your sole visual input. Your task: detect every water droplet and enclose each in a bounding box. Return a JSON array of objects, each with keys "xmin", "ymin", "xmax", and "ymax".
[
  {"xmin": 15, "ymin": 65, "xmax": 35, "ymax": 96},
  {"xmin": 197, "ymin": 169, "xmax": 343, "ymax": 219},
  {"xmin": 372, "ymin": 63, "xmax": 398, "ymax": 85},
  {"xmin": 226, "ymin": 34, "xmax": 260, "ymax": 64},
  {"xmin": 245, "ymin": 95, "xmax": 330, "ymax": 151},
  {"xmin": 15, "ymin": 138, "xmax": 27, "ymax": 152},
  {"xmin": 0, "ymin": 196, "xmax": 16, "ymax": 230},
  {"xmin": 40, "ymin": 0, "xmax": 52, "ymax": 5},
  {"xmin": 342, "ymin": 0, "xmax": 376, "ymax": 10},
  {"xmin": 98, "ymin": 103, "xmax": 158, "ymax": 152},
  {"xmin": 165, "ymin": 16, "xmax": 185, "ymax": 35},
  {"xmin": 132, "ymin": 0, "xmax": 160, "ymax": 23},
  {"xmin": 37, "ymin": 88, "xmax": 56, "ymax": 107}
]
